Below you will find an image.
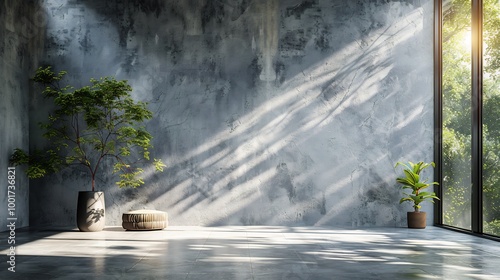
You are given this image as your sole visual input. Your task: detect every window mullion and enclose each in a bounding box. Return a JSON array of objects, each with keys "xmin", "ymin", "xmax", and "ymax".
[
  {"xmin": 471, "ymin": 0, "xmax": 483, "ymax": 234},
  {"xmin": 434, "ymin": 0, "xmax": 443, "ymax": 226}
]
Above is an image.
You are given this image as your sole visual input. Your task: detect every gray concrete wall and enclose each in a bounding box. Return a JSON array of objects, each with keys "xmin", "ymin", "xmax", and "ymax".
[
  {"xmin": 0, "ymin": 0, "xmax": 45, "ymax": 231},
  {"xmin": 30, "ymin": 0, "xmax": 435, "ymax": 228}
]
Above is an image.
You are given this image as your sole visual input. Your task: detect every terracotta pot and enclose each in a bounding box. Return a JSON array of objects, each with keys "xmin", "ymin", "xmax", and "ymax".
[
  {"xmin": 76, "ymin": 191, "xmax": 105, "ymax": 232},
  {"xmin": 407, "ymin": 211, "xmax": 426, "ymax": 229}
]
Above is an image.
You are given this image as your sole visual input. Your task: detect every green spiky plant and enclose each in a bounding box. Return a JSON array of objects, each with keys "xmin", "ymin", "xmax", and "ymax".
[
  {"xmin": 395, "ymin": 161, "xmax": 439, "ymax": 212},
  {"xmin": 10, "ymin": 66, "xmax": 165, "ymax": 191}
]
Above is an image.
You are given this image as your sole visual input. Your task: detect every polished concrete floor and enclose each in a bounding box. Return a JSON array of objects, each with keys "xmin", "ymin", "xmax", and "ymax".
[{"xmin": 1, "ymin": 226, "xmax": 499, "ymax": 279}]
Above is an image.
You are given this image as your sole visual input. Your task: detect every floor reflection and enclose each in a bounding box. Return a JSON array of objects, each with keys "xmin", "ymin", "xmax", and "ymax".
[{"xmin": 1, "ymin": 226, "xmax": 499, "ymax": 279}]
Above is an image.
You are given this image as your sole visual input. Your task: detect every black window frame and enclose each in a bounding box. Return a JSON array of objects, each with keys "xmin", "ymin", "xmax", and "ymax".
[{"xmin": 434, "ymin": 0, "xmax": 500, "ymax": 241}]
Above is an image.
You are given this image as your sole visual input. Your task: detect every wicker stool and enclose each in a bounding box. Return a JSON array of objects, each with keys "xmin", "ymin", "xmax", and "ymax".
[{"xmin": 122, "ymin": 210, "xmax": 168, "ymax": 230}]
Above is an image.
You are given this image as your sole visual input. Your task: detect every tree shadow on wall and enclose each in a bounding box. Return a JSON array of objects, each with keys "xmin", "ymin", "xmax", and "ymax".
[{"xmin": 39, "ymin": 0, "xmax": 433, "ymax": 227}]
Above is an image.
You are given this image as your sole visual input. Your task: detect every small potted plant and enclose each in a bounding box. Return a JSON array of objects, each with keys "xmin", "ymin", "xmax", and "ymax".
[
  {"xmin": 395, "ymin": 161, "xmax": 439, "ymax": 229},
  {"xmin": 10, "ymin": 66, "xmax": 165, "ymax": 232}
]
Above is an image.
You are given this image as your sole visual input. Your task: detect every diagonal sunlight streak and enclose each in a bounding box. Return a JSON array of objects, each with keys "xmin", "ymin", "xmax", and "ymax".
[
  {"xmin": 133, "ymin": 4, "xmax": 429, "ymax": 227},
  {"xmin": 205, "ymin": 4, "xmax": 421, "ymax": 161},
  {"xmin": 141, "ymin": 5, "xmax": 422, "ymax": 173}
]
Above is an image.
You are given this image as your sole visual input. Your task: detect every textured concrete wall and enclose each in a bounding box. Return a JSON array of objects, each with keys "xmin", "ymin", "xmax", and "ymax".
[
  {"xmin": 0, "ymin": 0, "xmax": 45, "ymax": 231},
  {"xmin": 30, "ymin": 0, "xmax": 435, "ymax": 228}
]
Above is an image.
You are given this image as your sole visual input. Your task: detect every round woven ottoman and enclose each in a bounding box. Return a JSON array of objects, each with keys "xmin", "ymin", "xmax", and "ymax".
[{"xmin": 122, "ymin": 210, "xmax": 168, "ymax": 230}]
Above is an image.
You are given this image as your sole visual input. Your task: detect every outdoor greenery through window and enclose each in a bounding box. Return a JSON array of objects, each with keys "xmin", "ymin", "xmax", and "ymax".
[
  {"xmin": 442, "ymin": 0, "xmax": 472, "ymax": 231},
  {"xmin": 482, "ymin": 0, "xmax": 500, "ymax": 236},
  {"xmin": 441, "ymin": 0, "xmax": 500, "ymax": 237}
]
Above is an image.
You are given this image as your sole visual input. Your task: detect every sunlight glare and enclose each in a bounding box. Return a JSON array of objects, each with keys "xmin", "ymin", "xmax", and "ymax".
[{"xmin": 462, "ymin": 29, "xmax": 472, "ymax": 53}]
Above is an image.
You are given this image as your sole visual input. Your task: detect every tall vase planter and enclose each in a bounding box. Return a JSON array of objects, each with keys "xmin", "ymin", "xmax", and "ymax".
[{"xmin": 77, "ymin": 191, "xmax": 105, "ymax": 232}]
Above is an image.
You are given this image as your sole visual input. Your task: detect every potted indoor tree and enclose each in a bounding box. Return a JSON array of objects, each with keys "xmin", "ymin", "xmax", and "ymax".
[
  {"xmin": 10, "ymin": 66, "xmax": 165, "ymax": 232},
  {"xmin": 395, "ymin": 161, "xmax": 439, "ymax": 229}
]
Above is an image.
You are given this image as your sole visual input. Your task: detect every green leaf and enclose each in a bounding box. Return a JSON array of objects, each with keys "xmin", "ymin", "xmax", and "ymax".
[{"xmin": 154, "ymin": 158, "xmax": 166, "ymax": 172}]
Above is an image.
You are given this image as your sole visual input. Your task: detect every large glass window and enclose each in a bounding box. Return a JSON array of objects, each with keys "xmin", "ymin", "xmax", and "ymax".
[{"xmin": 439, "ymin": 0, "xmax": 500, "ymax": 238}]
